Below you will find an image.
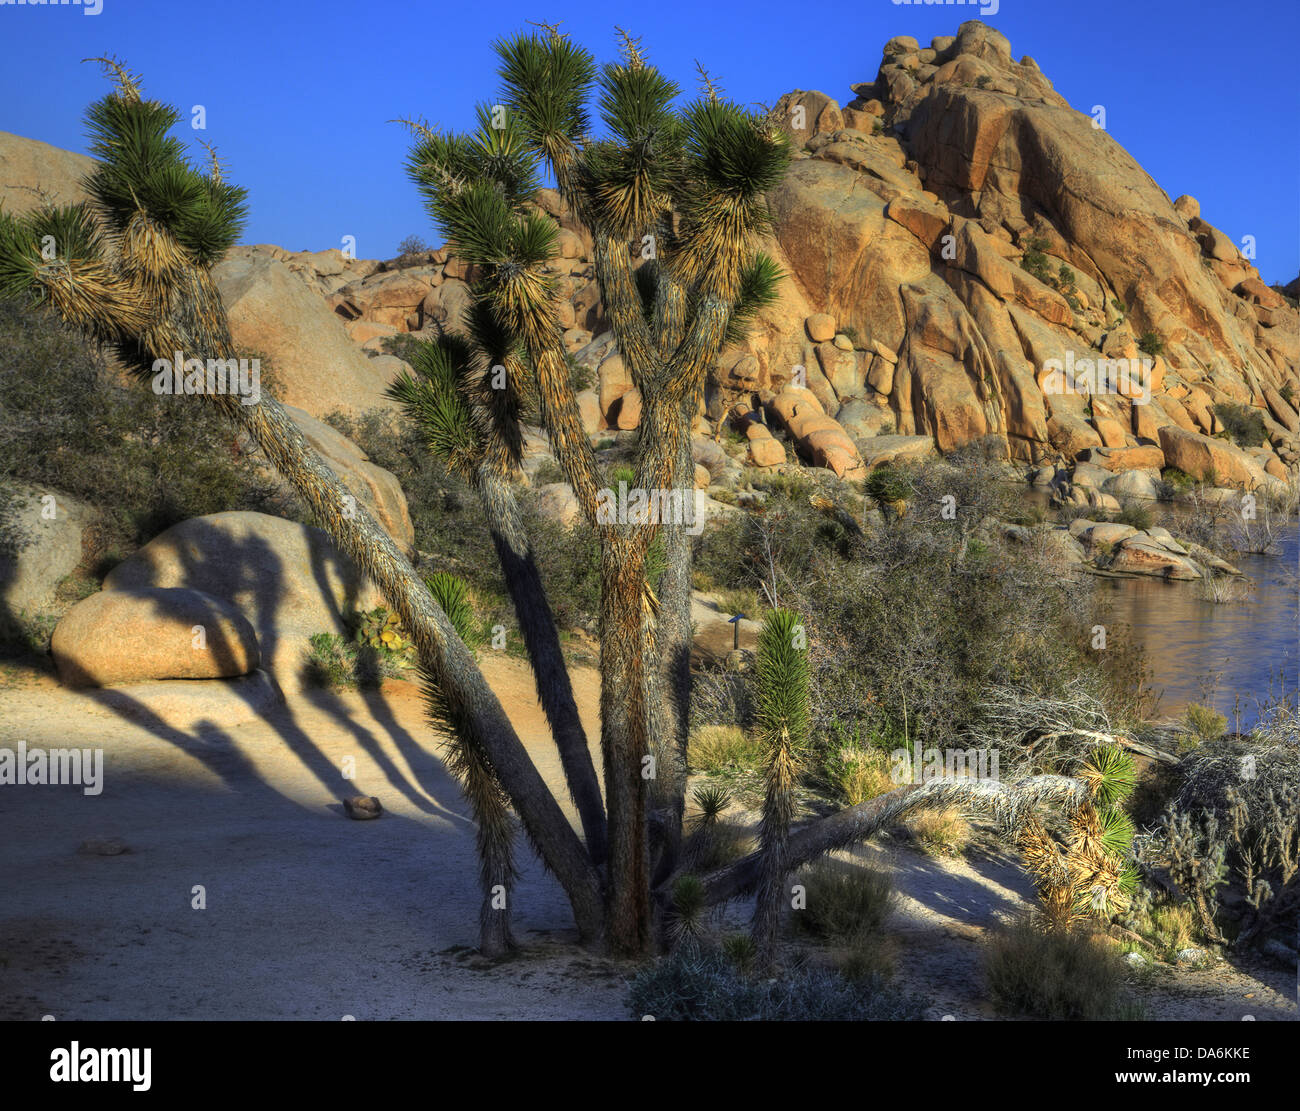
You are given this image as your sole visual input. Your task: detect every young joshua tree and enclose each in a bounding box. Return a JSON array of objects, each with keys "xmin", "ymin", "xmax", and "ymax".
[
  {"xmin": 750, "ymin": 609, "xmax": 811, "ymax": 962},
  {"xmin": 1, "ymin": 41, "xmax": 1138, "ymax": 961}
]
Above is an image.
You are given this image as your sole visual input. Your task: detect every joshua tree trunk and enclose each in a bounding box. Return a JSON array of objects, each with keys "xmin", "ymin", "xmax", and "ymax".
[
  {"xmin": 597, "ymin": 540, "xmax": 655, "ymax": 954},
  {"xmin": 647, "ymin": 401, "xmax": 698, "ymax": 887},
  {"xmin": 701, "ymin": 775, "xmax": 1091, "ymax": 907},
  {"xmin": 472, "ymin": 463, "xmax": 608, "ymax": 866}
]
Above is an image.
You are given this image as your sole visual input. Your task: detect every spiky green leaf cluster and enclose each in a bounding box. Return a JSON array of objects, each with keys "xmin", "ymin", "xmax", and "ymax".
[
  {"xmin": 1097, "ymin": 806, "xmax": 1136, "ymax": 858},
  {"xmin": 755, "ymin": 608, "xmax": 811, "ymax": 753},
  {"xmin": 0, "ymin": 206, "xmax": 103, "ymax": 305},
  {"xmin": 385, "ymin": 337, "xmax": 481, "ymax": 475},
  {"xmin": 580, "ymin": 61, "xmax": 683, "ymax": 236},
  {"xmin": 492, "ymin": 31, "xmax": 596, "ymax": 175},
  {"xmin": 425, "ymin": 571, "xmax": 480, "ymax": 649},
  {"xmin": 405, "ymin": 106, "xmax": 542, "ymax": 234},
  {"xmin": 1081, "ymin": 745, "xmax": 1137, "ymax": 809},
  {"xmin": 722, "ymin": 252, "xmax": 784, "ymax": 347},
  {"xmin": 681, "ymin": 98, "xmax": 789, "ymax": 201},
  {"xmin": 84, "ymin": 92, "xmax": 247, "ymax": 264}
]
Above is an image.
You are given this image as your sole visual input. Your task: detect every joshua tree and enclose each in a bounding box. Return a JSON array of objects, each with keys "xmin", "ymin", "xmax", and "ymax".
[
  {"xmin": 0, "ymin": 41, "xmax": 1137, "ymax": 960},
  {"xmin": 750, "ymin": 609, "xmax": 810, "ymax": 961}
]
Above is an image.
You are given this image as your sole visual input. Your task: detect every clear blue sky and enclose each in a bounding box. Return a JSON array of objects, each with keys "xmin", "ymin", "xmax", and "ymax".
[{"xmin": 3, "ymin": 0, "xmax": 1297, "ymax": 283}]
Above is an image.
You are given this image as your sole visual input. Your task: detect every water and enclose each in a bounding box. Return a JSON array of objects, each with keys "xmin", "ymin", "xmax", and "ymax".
[{"xmin": 1094, "ymin": 517, "xmax": 1298, "ymax": 731}]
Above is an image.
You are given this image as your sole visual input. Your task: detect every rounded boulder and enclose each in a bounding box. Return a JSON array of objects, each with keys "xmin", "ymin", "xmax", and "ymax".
[{"xmin": 52, "ymin": 587, "xmax": 260, "ymax": 689}]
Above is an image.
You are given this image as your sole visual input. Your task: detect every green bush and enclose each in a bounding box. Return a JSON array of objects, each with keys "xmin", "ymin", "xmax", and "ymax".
[
  {"xmin": 1137, "ymin": 332, "xmax": 1165, "ymax": 357},
  {"xmin": 687, "ymin": 725, "xmax": 765, "ymax": 776},
  {"xmin": 862, "ymin": 462, "xmax": 911, "ymax": 503},
  {"xmin": 1115, "ymin": 499, "xmax": 1154, "ymax": 530},
  {"xmin": 695, "ymin": 450, "xmax": 1149, "ymax": 746},
  {"xmin": 1211, "ymin": 402, "xmax": 1268, "ymax": 449},
  {"xmin": 626, "ymin": 945, "xmax": 925, "ymax": 1021},
  {"xmin": 1181, "ymin": 702, "xmax": 1227, "ymax": 749},
  {"xmin": 302, "ymin": 631, "xmax": 406, "ymax": 689}
]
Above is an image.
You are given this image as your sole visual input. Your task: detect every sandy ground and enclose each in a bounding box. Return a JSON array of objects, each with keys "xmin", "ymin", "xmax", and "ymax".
[
  {"xmin": 0, "ymin": 659, "xmax": 1294, "ymax": 1021},
  {"xmin": 0, "ymin": 658, "xmax": 629, "ymax": 1020}
]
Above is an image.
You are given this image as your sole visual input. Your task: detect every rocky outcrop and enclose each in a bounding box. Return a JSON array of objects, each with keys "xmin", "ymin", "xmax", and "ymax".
[
  {"xmin": 703, "ymin": 21, "xmax": 1298, "ymax": 482},
  {"xmin": 1157, "ymin": 425, "xmax": 1271, "ymax": 488},
  {"xmin": 51, "ymin": 587, "xmax": 260, "ymax": 688},
  {"xmin": 1025, "ymin": 518, "xmax": 1243, "ymax": 580},
  {"xmin": 276, "ymin": 405, "xmax": 415, "ymax": 554},
  {"xmin": 0, "ymin": 131, "xmax": 93, "ymax": 216}
]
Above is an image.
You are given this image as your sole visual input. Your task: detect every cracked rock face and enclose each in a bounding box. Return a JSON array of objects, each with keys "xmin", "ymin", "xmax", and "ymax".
[{"xmin": 708, "ymin": 20, "xmax": 1298, "ymax": 480}]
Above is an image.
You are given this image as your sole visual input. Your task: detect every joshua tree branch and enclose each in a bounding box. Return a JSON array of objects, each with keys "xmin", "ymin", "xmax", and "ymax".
[{"xmin": 697, "ymin": 775, "xmax": 1090, "ymax": 907}]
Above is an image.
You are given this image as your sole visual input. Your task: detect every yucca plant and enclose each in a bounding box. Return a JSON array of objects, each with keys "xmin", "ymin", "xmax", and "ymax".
[
  {"xmin": 400, "ymin": 25, "xmax": 790, "ymax": 953},
  {"xmin": 389, "ymin": 334, "xmax": 606, "ymax": 866},
  {"xmin": 418, "ymin": 570, "xmax": 519, "ymax": 956},
  {"xmin": 1016, "ymin": 745, "xmax": 1140, "ymax": 930}
]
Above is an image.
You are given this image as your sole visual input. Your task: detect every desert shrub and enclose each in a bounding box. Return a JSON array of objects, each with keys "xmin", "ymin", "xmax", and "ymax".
[
  {"xmin": 0, "ymin": 296, "xmax": 283, "ymax": 562},
  {"xmin": 1118, "ymin": 888, "xmax": 1200, "ymax": 961},
  {"xmin": 1157, "ymin": 467, "xmax": 1197, "ymax": 501},
  {"xmin": 749, "ymin": 469, "xmax": 815, "ymax": 502},
  {"xmin": 1115, "ymin": 499, "xmax": 1154, "ymax": 530},
  {"xmin": 907, "ymin": 807, "xmax": 971, "ymax": 857},
  {"xmin": 709, "ymin": 586, "xmax": 763, "ymax": 620},
  {"xmin": 395, "ymin": 234, "xmax": 431, "ymax": 259},
  {"xmin": 1136, "ymin": 724, "xmax": 1299, "ymax": 950},
  {"xmin": 378, "ymin": 332, "xmax": 426, "ymax": 362},
  {"xmin": 838, "ymin": 936, "xmax": 897, "ymax": 982},
  {"xmin": 792, "ymin": 860, "xmax": 897, "ymax": 943},
  {"xmin": 532, "ymin": 458, "xmax": 566, "ymax": 486},
  {"xmin": 695, "ymin": 451, "xmax": 1146, "ymax": 749},
  {"xmin": 861, "ymin": 462, "xmax": 912, "ymax": 504},
  {"xmin": 1020, "ymin": 248, "xmax": 1053, "ymax": 285},
  {"xmin": 302, "ymin": 631, "xmax": 406, "ymax": 689},
  {"xmin": 1212, "ymin": 402, "xmax": 1268, "ymax": 449},
  {"xmin": 626, "ymin": 944, "xmax": 925, "ymax": 1021},
  {"xmin": 1137, "ymin": 332, "xmax": 1165, "ymax": 357},
  {"xmin": 821, "ymin": 742, "xmax": 894, "ymax": 806},
  {"xmin": 1181, "ymin": 702, "xmax": 1227, "ymax": 749},
  {"xmin": 689, "ymin": 671, "xmax": 752, "ymax": 731},
  {"xmin": 982, "ymin": 917, "xmax": 1129, "ymax": 1019},
  {"xmin": 687, "ymin": 725, "xmax": 764, "ymax": 776}
]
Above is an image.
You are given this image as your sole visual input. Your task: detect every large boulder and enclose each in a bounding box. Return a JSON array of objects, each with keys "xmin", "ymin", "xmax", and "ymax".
[
  {"xmin": 102, "ymin": 512, "xmax": 384, "ymax": 688},
  {"xmin": 213, "ymin": 248, "xmax": 401, "ymax": 419},
  {"xmin": 1157, "ymin": 426, "xmax": 1269, "ymax": 488},
  {"xmin": 0, "ymin": 487, "xmax": 95, "ymax": 617},
  {"xmin": 51, "ymin": 587, "xmax": 260, "ymax": 689}
]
